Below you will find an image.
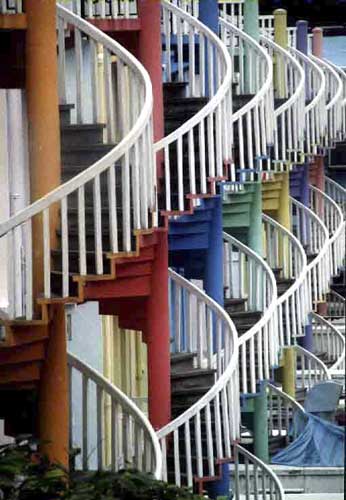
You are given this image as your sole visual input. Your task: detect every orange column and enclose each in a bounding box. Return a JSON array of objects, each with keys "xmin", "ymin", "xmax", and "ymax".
[
  {"xmin": 38, "ymin": 304, "xmax": 69, "ymax": 468},
  {"xmin": 26, "ymin": 0, "xmax": 61, "ymax": 305}
]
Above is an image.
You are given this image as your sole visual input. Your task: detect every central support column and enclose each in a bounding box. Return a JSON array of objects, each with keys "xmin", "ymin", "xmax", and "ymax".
[
  {"xmin": 137, "ymin": 0, "xmax": 164, "ymax": 177},
  {"xmin": 282, "ymin": 347, "xmax": 296, "ymax": 399},
  {"xmin": 146, "ymin": 232, "xmax": 171, "ymax": 430},
  {"xmin": 274, "ymin": 9, "xmax": 288, "ymax": 98},
  {"xmin": 244, "ymin": 0, "xmax": 260, "ymax": 92},
  {"xmin": 26, "ymin": 0, "xmax": 61, "ymax": 307}
]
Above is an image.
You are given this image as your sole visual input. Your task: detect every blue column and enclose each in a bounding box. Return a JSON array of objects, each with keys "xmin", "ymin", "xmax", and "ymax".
[
  {"xmin": 204, "ymin": 198, "xmax": 230, "ymax": 499},
  {"xmin": 198, "ymin": 0, "xmax": 219, "ymax": 35}
]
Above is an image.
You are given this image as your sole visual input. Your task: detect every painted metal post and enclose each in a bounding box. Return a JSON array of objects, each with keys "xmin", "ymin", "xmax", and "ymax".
[
  {"xmin": 282, "ymin": 347, "xmax": 296, "ymax": 399},
  {"xmin": 198, "ymin": 0, "xmax": 218, "ymax": 98},
  {"xmin": 312, "ymin": 27, "xmax": 323, "ymax": 58},
  {"xmin": 274, "ymin": 9, "xmax": 287, "ymax": 98},
  {"xmin": 254, "ymin": 383, "xmax": 269, "ymax": 462},
  {"xmin": 26, "ymin": 0, "xmax": 61, "ymax": 311},
  {"xmin": 204, "ymin": 197, "xmax": 230, "ymax": 499},
  {"xmin": 243, "ymin": 0, "xmax": 260, "ymax": 92},
  {"xmin": 137, "ymin": 0, "xmax": 164, "ymax": 177}
]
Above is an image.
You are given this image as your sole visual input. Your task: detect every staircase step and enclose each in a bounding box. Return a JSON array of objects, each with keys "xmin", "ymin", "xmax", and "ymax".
[
  {"xmin": 171, "ymin": 352, "xmax": 196, "ymax": 373},
  {"xmin": 163, "ymin": 81, "xmax": 188, "ymax": 101},
  {"xmin": 223, "ymin": 298, "xmax": 247, "ymax": 313},
  {"xmin": 0, "ymin": 342, "xmax": 45, "ymax": 365},
  {"xmin": 60, "ymin": 123, "xmax": 105, "ymax": 147},
  {"xmin": 171, "ymin": 368, "xmax": 216, "ymax": 391},
  {"xmin": 0, "ymin": 362, "xmax": 41, "ymax": 385},
  {"xmin": 61, "ymin": 143, "xmax": 116, "ymax": 166},
  {"xmin": 227, "ymin": 310, "xmax": 262, "ymax": 327}
]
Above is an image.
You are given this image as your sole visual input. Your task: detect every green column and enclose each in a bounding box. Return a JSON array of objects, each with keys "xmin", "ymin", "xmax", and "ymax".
[
  {"xmin": 248, "ymin": 183, "xmax": 263, "ymax": 257},
  {"xmin": 244, "ymin": 0, "xmax": 259, "ymax": 93},
  {"xmin": 254, "ymin": 385, "xmax": 269, "ymax": 462},
  {"xmin": 274, "ymin": 9, "xmax": 287, "ymax": 98},
  {"xmin": 282, "ymin": 347, "xmax": 296, "ymax": 399}
]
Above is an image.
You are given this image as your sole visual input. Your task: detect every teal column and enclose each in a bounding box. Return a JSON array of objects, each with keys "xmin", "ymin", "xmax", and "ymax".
[
  {"xmin": 244, "ymin": 0, "xmax": 259, "ymax": 93},
  {"xmin": 248, "ymin": 183, "xmax": 263, "ymax": 256},
  {"xmin": 254, "ymin": 383, "xmax": 269, "ymax": 462}
]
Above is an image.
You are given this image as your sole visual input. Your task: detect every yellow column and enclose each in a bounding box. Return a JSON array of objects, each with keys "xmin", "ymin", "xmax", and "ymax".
[
  {"xmin": 26, "ymin": 0, "xmax": 61, "ymax": 308},
  {"xmin": 274, "ymin": 9, "xmax": 288, "ymax": 98},
  {"xmin": 282, "ymin": 347, "xmax": 296, "ymax": 399}
]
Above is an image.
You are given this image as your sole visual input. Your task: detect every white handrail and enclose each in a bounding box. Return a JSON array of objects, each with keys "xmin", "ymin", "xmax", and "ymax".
[
  {"xmin": 267, "ymin": 382, "xmax": 306, "ymax": 443},
  {"xmin": 310, "ymin": 185, "xmax": 345, "ymax": 278},
  {"xmin": 233, "ymin": 443, "xmax": 285, "ymax": 500},
  {"xmin": 311, "ymin": 312, "xmax": 345, "ymax": 371},
  {"xmin": 157, "ymin": 0, "xmax": 233, "ymax": 212},
  {"xmin": 295, "ymin": 344, "xmax": 331, "ymax": 391},
  {"xmin": 68, "ymin": 352, "xmax": 162, "ymax": 477},
  {"xmin": 219, "ymin": 18, "xmax": 275, "ymax": 183},
  {"xmin": 260, "ymin": 35, "xmax": 306, "ymax": 167},
  {"xmin": 290, "ymin": 47, "xmax": 327, "ymax": 155},
  {"xmin": 310, "ymin": 55, "xmax": 343, "ymax": 147},
  {"xmin": 157, "ymin": 269, "xmax": 240, "ymax": 486},
  {"xmin": 325, "ymin": 176, "xmax": 346, "ymax": 215},
  {"xmin": 1, "ymin": 4, "xmax": 155, "ymax": 320},
  {"xmin": 290, "ymin": 196, "xmax": 330, "ymax": 308},
  {"xmin": 325, "ymin": 60, "xmax": 346, "ymax": 140},
  {"xmin": 262, "ymin": 213, "xmax": 309, "ymax": 346},
  {"xmin": 223, "ymin": 232, "xmax": 279, "ymax": 393}
]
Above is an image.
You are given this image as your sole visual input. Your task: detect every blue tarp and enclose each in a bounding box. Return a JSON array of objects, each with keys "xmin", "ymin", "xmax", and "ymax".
[{"xmin": 272, "ymin": 413, "xmax": 345, "ymax": 467}]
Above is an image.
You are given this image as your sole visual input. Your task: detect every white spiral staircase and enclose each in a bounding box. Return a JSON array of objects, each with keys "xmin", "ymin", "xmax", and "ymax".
[{"xmin": 0, "ymin": 1, "xmax": 345, "ymax": 498}]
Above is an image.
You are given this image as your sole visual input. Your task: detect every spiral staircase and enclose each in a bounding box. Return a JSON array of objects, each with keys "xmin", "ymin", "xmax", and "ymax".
[{"xmin": 0, "ymin": 1, "xmax": 345, "ymax": 499}]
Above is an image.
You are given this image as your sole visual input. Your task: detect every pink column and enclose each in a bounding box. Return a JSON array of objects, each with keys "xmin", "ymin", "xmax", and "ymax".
[
  {"xmin": 312, "ymin": 27, "xmax": 323, "ymax": 58},
  {"xmin": 137, "ymin": 0, "xmax": 164, "ymax": 178}
]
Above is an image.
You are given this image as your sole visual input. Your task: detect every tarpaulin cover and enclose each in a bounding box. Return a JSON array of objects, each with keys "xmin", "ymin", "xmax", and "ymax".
[{"xmin": 272, "ymin": 413, "xmax": 345, "ymax": 467}]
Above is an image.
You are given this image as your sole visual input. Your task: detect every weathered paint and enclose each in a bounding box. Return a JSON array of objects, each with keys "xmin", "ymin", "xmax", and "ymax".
[
  {"xmin": 274, "ymin": 9, "xmax": 288, "ymax": 98},
  {"xmin": 26, "ymin": 0, "xmax": 61, "ymax": 308},
  {"xmin": 254, "ymin": 384, "xmax": 269, "ymax": 462}
]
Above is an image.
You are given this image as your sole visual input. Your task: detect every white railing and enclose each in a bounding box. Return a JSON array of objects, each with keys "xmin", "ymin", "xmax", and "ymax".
[
  {"xmin": 0, "ymin": 0, "xmax": 22, "ymax": 13},
  {"xmin": 232, "ymin": 444, "xmax": 285, "ymax": 500},
  {"xmin": 223, "ymin": 233, "xmax": 279, "ymax": 394},
  {"xmin": 325, "ymin": 176, "xmax": 346, "ymax": 216},
  {"xmin": 219, "ymin": 17, "xmax": 274, "ymax": 182},
  {"xmin": 291, "ymin": 47, "xmax": 327, "ymax": 155},
  {"xmin": 219, "ymin": 0, "xmax": 244, "ymax": 29},
  {"xmin": 327, "ymin": 289, "xmax": 345, "ymax": 319},
  {"xmin": 68, "ymin": 353, "xmax": 162, "ymax": 476},
  {"xmin": 65, "ymin": 0, "xmax": 138, "ymax": 19},
  {"xmin": 260, "ymin": 36, "xmax": 306, "ymax": 167},
  {"xmin": 1, "ymin": 4, "xmax": 155, "ymax": 320},
  {"xmin": 311, "ymin": 312, "xmax": 345, "ymax": 371},
  {"xmin": 326, "ymin": 59, "xmax": 346, "ymax": 141},
  {"xmin": 310, "ymin": 56, "xmax": 343, "ymax": 147},
  {"xmin": 158, "ymin": 269, "xmax": 240, "ymax": 486},
  {"xmin": 262, "ymin": 213, "xmax": 309, "ymax": 346},
  {"xmin": 291, "ymin": 197, "xmax": 329, "ymax": 309},
  {"xmin": 310, "ymin": 185, "xmax": 345, "ymax": 278},
  {"xmin": 267, "ymin": 382, "xmax": 306, "ymax": 443},
  {"xmin": 158, "ymin": 0, "xmax": 233, "ymax": 212},
  {"xmin": 295, "ymin": 345, "xmax": 331, "ymax": 391}
]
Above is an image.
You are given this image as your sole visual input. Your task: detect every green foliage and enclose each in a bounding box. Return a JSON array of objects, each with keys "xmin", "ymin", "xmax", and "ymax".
[{"xmin": 0, "ymin": 440, "xmax": 210, "ymax": 500}]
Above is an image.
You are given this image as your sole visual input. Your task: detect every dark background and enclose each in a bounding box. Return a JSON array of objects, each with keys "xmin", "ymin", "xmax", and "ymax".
[{"xmin": 259, "ymin": 0, "xmax": 346, "ymax": 29}]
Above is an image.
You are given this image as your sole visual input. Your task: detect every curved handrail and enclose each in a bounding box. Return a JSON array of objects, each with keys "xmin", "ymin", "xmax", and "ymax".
[
  {"xmin": 233, "ymin": 443, "xmax": 285, "ymax": 500},
  {"xmin": 157, "ymin": 269, "xmax": 240, "ymax": 486},
  {"xmin": 310, "ymin": 185, "xmax": 345, "ymax": 278},
  {"xmin": 1, "ymin": 4, "xmax": 155, "ymax": 320},
  {"xmin": 68, "ymin": 352, "xmax": 162, "ymax": 478},
  {"xmin": 260, "ymin": 35, "xmax": 306, "ymax": 167},
  {"xmin": 157, "ymin": 0, "xmax": 233, "ymax": 212},
  {"xmin": 219, "ymin": 18, "xmax": 275, "ymax": 182},
  {"xmin": 290, "ymin": 47, "xmax": 327, "ymax": 155},
  {"xmin": 267, "ymin": 382, "xmax": 306, "ymax": 443},
  {"xmin": 295, "ymin": 345, "xmax": 331, "ymax": 391},
  {"xmin": 223, "ymin": 232, "xmax": 279, "ymax": 393},
  {"xmin": 325, "ymin": 59, "xmax": 346, "ymax": 140},
  {"xmin": 325, "ymin": 176, "xmax": 346, "ymax": 215},
  {"xmin": 262, "ymin": 213, "xmax": 309, "ymax": 346},
  {"xmin": 310, "ymin": 55, "xmax": 343, "ymax": 147},
  {"xmin": 311, "ymin": 312, "xmax": 345, "ymax": 371},
  {"xmin": 291, "ymin": 196, "xmax": 330, "ymax": 308}
]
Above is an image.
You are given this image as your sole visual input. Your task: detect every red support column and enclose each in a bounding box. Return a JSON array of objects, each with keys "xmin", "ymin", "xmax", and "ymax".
[
  {"xmin": 137, "ymin": 0, "xmax": 164, "ymax": 177},
  {"xmin": 38, "ymin": 304, "xmax": 69, "ymax": 468},
  {"xmin": 145, "ymin": 232, "xmax": 171, "ymax": 430}
]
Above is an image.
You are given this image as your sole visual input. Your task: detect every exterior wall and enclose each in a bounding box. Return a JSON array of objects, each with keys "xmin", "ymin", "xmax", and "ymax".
[
  {"xmin": 0, "ymin": 89, "xmax": 29, "ymax": 315},
  {"xmin": 67, "ymin": 301, "xmax": 103, "ymax": 469}
]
